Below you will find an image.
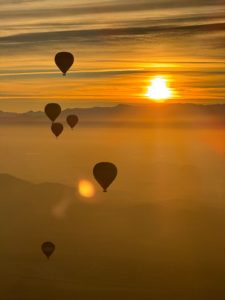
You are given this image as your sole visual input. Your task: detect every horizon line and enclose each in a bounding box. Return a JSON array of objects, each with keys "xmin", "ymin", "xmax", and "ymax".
[{"xmin": 1, "ymin": 102, "xmax": 225, "ymax": 114}]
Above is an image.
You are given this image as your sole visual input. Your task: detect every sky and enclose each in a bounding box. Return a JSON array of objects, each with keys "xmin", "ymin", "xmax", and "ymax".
[{"xmin": 0, "ymin": 0, "xmax": 225, "ymax": 112}]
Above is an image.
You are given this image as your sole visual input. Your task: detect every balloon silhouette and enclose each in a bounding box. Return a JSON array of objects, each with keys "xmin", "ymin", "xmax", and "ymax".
[
  {"xmin": 41, "ymin": 241, "xmax": 55, "ymax": 259},
  {"xmin": 67, "ymin": 114, "xmax": 78, "ymax": 129},
  {"xmin": 55, "ymin": 52, "xmax": 74, "ymax": 76},
  {"xmin": 51, "ymin": 122, "xmax": 63, "ymax": 137},
  {"xmin": 93, "ymin": 162, "xmax": 117, "ymax": 192},
  {"xmin": 45, "ymin": 103, "xmax": 61, "ymax": 122}
]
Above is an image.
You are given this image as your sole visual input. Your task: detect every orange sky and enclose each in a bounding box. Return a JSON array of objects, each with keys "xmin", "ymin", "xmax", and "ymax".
[{"xmin": 0, "ymin": 0, "xmax": 225, "ymax": 111}]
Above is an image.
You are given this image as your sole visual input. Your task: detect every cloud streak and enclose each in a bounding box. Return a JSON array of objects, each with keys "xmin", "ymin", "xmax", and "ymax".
[
  {"xmin": 1, "ymin": 0, "xmax": 224, "ymax": 19},
  {"xmin": 1, "ymin": 23, "xmax": 224, "ymax": 43}
]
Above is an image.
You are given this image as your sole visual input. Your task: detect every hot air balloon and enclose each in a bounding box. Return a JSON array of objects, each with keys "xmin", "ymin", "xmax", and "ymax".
[
  {"xmin": 41, "ymin": 241, "xmax": 55, "ymax": 259},
  {"xmin": 93, "ymin": 162, "xmax": 117, "ymax": 192},
  {"xmin": 67, "ymin": 114, "xmax": 78, "ymax": 129},
  {"xmin": 55, "ymin": 52, "xmax": 74, "ymax": 76},
  {"xmin": 45, "ymin": 103, "xmax": 61, "ymax": 122},
  {"xmin": 51, "ymin": 122, "xmax": 63, "ymax": 138}
]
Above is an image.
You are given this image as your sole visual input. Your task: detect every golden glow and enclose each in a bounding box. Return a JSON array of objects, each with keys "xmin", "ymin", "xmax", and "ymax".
[
  {"xmin": 146, "ymin": 77, "xmax": 172, "ymax": 102},
  {"xmin": 78, "ymin": 180, "xmax": 95, "ymax": 198}
]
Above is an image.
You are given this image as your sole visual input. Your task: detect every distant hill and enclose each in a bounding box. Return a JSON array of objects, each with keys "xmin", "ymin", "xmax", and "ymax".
[
  {"xmin": 1, "ymin": 103, "xmax": 225, "ymax": 127},
  {"xmin": 2, "ymin": 173, "xmax": 225, "ymax": 299},
  {"xmin": 0, "ymin": 173, "xmax": 74, "ymax": 220}
]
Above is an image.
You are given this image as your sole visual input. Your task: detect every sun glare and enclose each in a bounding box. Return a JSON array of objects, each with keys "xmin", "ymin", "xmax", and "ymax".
[
  {"xmin": 78, "ymin": 180, "xmax": 95, "ymax": 198},
  {"xmin": 146, "ymin": 77, "xmax": 172, "ymax": 102}
]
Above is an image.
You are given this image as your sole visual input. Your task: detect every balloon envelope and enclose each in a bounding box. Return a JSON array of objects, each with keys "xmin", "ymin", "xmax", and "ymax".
[
  {"xmin": 55, "ymin": 52, "xmax": 74, "ymax": 76},
  {"xmin": 41, "ymin": 241, "xmax": 55, "ymax": 259},
  {"xmin": 51, "ymin": 122, "xmax": 63, "ymax": 137},
  {"xmin": 93, "ymin": 162, "xmax": 117, "ymax": 192},
  {"xmin": 45, "ymin": 103, "xmax": 61, "ymax": 122},
  {"xmin": 67, "ymin": 114, "xmax": 78, "ymax": 129}
]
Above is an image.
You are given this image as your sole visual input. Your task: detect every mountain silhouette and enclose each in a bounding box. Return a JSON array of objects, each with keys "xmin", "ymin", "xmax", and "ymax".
[
  {"xmin": 1, "ymin": 173, "xmax": 225, "ymax": 299},
  {"xmin": 1, "ymin": 103, "xmax": 225, "ymax": 128}
]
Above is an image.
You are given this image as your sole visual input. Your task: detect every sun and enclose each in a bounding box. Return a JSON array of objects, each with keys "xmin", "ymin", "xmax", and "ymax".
[{"xmin": 146, "ymin": 77, "xmax": 172, "ymax": 102}]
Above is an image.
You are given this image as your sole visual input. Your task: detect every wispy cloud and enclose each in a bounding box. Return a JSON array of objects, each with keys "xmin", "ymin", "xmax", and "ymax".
[{"xmin": 1, "ymin": 23, "xmax": 224, "ymax": 42}]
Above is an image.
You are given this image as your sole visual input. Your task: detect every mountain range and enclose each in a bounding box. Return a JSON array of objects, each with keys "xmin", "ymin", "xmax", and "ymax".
[
  {"xmin": 1, "ymin": 173, "xmax": 225, "ymax": 299},
  {"xmin": 1, "ymin": 103, "xmax": 225, "ymax": 127}
]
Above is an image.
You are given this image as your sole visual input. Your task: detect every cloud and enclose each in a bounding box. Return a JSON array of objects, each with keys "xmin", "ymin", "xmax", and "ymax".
[
  {"xmin": 1, "ymin": 23, "xmax": 224, "ymax": 44},
  {"xmin": 1, "ymin": 0, "xmax": 224, "ymax": 20},
  {"xmin": 0, "ymin": 69, "xmax": 150, "ymax": 80}
]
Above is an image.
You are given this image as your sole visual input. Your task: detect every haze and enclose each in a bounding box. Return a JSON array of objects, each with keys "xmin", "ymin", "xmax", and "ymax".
[{"xmin": 1, "ymin": 107, "xmax": 225, "ymax": 299}]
